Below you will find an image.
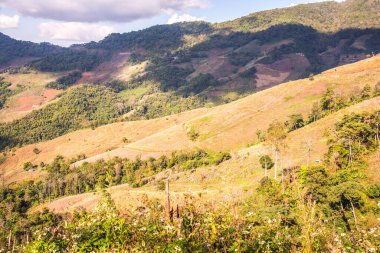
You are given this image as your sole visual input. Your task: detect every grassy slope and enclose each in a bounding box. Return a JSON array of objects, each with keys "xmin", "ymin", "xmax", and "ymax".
[
  {"xmin": 3, "ymin": 54, "xmax": 380, "ymax": 186},
  {"xmin": 83, "ymin": 54, "xmax": 380, "ymax": 161},
  {"xmin": 27, "ymin": 55, "xmax": 380, "ymax": 213},
  {"xmin": 0, "ymin": 108, "xmax": 207, "ymax": 184},
  {"xmin": 31, "ymin": 96, "xmax": 380, "ymax": 214}
]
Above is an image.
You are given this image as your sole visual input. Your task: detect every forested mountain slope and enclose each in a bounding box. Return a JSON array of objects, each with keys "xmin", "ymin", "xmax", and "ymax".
[
  {"xmin": 0, "ymin": 0, "xmax": 380, "ymax": 117},
  {"xmin": 2, "ymin": 54, "xmax": 379, "ymax": 185}
]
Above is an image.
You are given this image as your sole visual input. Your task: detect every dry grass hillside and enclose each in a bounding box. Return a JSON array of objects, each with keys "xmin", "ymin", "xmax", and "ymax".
[
  {"xmin": 31, "ymin": 96, "xmax": 380, "ymax": 214},
  {"xmin": 0, "ymin": 71, "xmax": 61, "ymax": 123},
  {"xmin": 77, "ymin": 54, "xmax": 380, "ymax": 162},
  {"xmin": 2, "ymin": 55, "xmax": 380, "ymax": 186},
  {"xmin": 0, "ymin": 108, "xmax": 207, "ymax": 184}
]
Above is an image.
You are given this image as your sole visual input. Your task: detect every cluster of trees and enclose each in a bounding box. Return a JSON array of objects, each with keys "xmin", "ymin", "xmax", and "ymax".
[
  {"xmin": 31, "ymin": 50, "xmax": 111, "ymax": 72},
  {"xmin": 327, "ymin": 111, "xmax": 380, "ymax": 170},
  {"xmin": 129, "ymin": 92, "xmax": 204, "ymax": 120},
  {"xmin": 239, "ymin": 67, "xmax": 257, "ymax": 79},
  {"xmin": 284, "ymin": 84, "xmax": 380, "ymax": 133},
  {"xmin": 24, "ymin": 149, "xmax": 231, "ymax": 199},
  {"xmin": 142, "ymin": 64, "xmax": 193, "ymax": 92},
  {"xmin": 260, "ymin": 108, "xmax": 380, "ymax": 177},
  {"xmin": 0, "ymin": 77, "xmax": 13, "ymax": 109},
  {"xmin": 86, "ymin": 22, "xmax": 212, "ymax": 53},
  {"xmin": 0, "ymin": 86, "xmax": 127, "ymax": 150},
  {"xmin": 181, "ymin": 73, "xmax": 220, "ymax": 95},
  {"xmin": 2, "ymin": 157, "xmax": 379, "ymax": 252},
  {"xmin": 46, "ymin": 71, "xmax": 82, "ymax": 90}
]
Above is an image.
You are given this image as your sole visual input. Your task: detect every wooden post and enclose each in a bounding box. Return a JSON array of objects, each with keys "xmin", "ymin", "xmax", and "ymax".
[
  {"xmin": 176, "ymin": 204, "xmax": 180, "ymax": 219},
  {"xmin": 165, "ymin": 176, "xmax": 171, "ymax": 223}
]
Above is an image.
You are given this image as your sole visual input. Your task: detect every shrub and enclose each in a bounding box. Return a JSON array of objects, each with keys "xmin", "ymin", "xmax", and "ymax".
[
  {"xmin": 367, "ymin": 183, "xmax": 380, "ymax": 198},
  {"xmin": 157, "ymin": 180, "xmax": 166, "ymax": 191},
  {"xmin": 33, "ymin": 148, "xmax": 41, "ymax": 154},
  {"xmin": 23, "ymin": 161, "xmax": 37, "ymax": 171},
  {"xmin": 187, "ymin": 127, "xmax": 200, "ymax": 141},
  {"xmin": 259, "ymin": 155, "xmax": 274, "ymax": 170},
  {"xmin": 287, "ymin": 114, "xmax": 305, "ymax": 131}
]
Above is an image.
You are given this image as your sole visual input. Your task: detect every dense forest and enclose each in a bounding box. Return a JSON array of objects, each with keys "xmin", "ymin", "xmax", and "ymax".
[
  {"xmin": 0, "ymin": 33, "xmax": 63, "ymax": 66},
  {"xmin": 46, "ymin": 71, "xmax": 82, "ymax": 90},
  {"xmin": 0, "ymin": 86, "xmax": 127, "ymax": 150}
]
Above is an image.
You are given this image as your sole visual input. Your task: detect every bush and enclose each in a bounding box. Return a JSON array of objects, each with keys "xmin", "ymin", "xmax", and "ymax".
[
  {"xmin": 367, "ymin": 183, "xmax": 380, "ymax": 198},
  {"xmin": 23, "ymin": 161, "xmax": 37, "ymax": 171},
  {"xmin": 33, "ymin": 148, "xmax": 41, "ymax": 154},
  {"xmin": 259, "ymin": 155, "xmax": 274, "ymax": 170},
  {"xmin": 157, "ymin": 180, "xmax": 166, "ymax": 191},
  {"xmin": 187, "ymin": 128, "xmax": 200, "ymax": 141},
  {"xmin": 287, "ymin": 114, "xmax": 305, "ymax": 131},
  {"xmin": 0, "ymin": 77, "xmax": 13, "ymax": 109}
]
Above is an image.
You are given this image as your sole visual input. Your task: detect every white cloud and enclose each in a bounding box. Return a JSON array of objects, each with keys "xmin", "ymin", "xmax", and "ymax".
[
  {"xmin": 167, "ymin": 13, "xmax": 205, "ymax": 24},
  {"xmin": 38, "ymin": 22, "xmax": 116, "ymax": 41},
  {"xmin": 0, "ymin": 14, "xmax": 19, "ymax": 29},
  {"xmin": 0, "ymin": 0, "xmax": 209, "ymax": 23}
]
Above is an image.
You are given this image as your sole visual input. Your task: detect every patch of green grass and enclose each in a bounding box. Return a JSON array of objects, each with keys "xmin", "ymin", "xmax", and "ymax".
[
  {"xmin": 284, "ymin": 95, "xmax": 294, "ymax": 102},
  {"xmin": 119, "ymin": 86, "xmax": 151, "ymax": 100}
]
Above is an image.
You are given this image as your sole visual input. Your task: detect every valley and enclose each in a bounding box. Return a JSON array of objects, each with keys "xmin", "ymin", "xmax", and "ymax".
[{"xmin": 0, "ymin": 0, "xmax": 379, "ymax": 252}]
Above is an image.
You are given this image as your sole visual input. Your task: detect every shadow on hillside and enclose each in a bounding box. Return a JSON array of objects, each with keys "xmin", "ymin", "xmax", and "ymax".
[{"xmin": 138, "ymin": 23, "xmax": 380, "ymax": 95}]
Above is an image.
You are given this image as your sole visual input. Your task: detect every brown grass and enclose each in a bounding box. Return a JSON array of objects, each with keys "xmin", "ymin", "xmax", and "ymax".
[
  {"xmin": 3, "ymin": 55, "xmax": 380, "ymax": 186},
  {"xmin": 0, "ymin": 108, "xmax": 208, "ymax": 184}
]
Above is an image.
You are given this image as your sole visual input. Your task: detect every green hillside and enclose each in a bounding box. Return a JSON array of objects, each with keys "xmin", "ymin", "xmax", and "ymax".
[{"xmin": 219, "ymin": 0, "xmax": 380, "ymax": 32}]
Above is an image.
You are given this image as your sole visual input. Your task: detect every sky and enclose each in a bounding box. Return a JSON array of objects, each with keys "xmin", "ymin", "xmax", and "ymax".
[{"xmin": 0, "ymin": 0, "xmax": 342, "ymax": 46}]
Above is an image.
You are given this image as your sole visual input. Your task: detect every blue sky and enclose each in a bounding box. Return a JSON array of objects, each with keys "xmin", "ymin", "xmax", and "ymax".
[{"xmin": 0, "ymin": 0, "xmax": 331, "ymax": 46}]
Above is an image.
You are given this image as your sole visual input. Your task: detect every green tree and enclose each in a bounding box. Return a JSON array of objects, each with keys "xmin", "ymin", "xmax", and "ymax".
[
  {"xmin": 267, "ymin": 121, "xmax": 287, "ymax": 180},
  {"xmin": 321, "ymin": 87, "xmax": 335, "ymax": 112},
  {"xmin": 308, "ymin": 102, "xmax": 323, "ymax": 123},
  {"xmin": 374, "ymin": 82, "xmax": 380, "ymax": 96},
  {"xmin": 259, "ymin": 155, "xmax": 274, "ymax": 177},
  {"xmin": 23, "ymin": 162, "xmax": 37, "ymax": 171},
  {"xmin": 287, "ymin": 114, "xmax": 305, "ymax": 131},
  {"xmin": 360, "ymin": 84, "xmax": 372, "ymax": 100},
  {"xmin": 256, "ymin": 130, "xmax": 266, "ymax": 142}
]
